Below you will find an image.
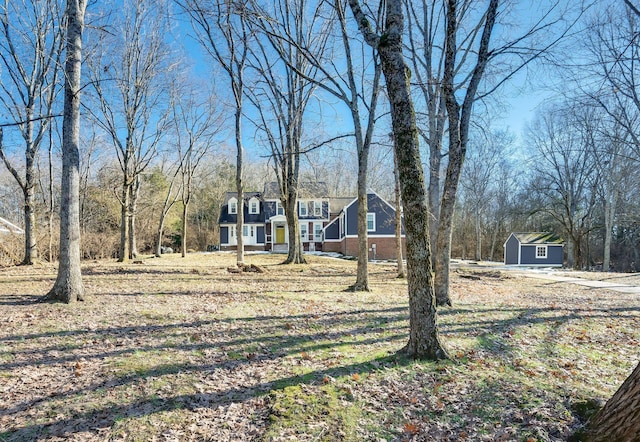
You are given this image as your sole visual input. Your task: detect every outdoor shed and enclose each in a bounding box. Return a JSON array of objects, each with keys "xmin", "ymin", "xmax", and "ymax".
[{"xmin": 504, "ymin": 232, "xmax": 564, "ymax": 267}]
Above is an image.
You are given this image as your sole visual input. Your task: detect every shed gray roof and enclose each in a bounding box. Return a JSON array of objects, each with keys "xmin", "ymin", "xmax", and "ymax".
[
  {"xmin": 262, "ymin": 182, "xmax": 329, "ymax": 199},
  {"xmin": 513, "ymin": 232, "xmax": 563, "ymax": 245}
]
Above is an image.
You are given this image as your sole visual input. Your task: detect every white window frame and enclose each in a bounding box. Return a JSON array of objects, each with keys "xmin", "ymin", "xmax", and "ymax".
[
  {"xmin": 314, "ymin": 222, "xmax": 323, "ymax": 241},
  {"xmin": 313, "ymin": 200, "xmax": 322, "ymax": 216},
  {"xmin": 300, "ymin": 223, "xmax": 308, "ymax": 242},
  {"xmin": 299, "ymin": 201, "xmax": 308, "ymax": 217},
  {"xmin": 367, "ymin": 213, "xmax": 376, "ymax": 232},
  {"xmin": 231, "ymin": 225, "xmax": 236, "ymax": 238},
  {"xmin": 243, "ymin": 225, "xmax": 249, "ymax": 237},
  {"xmin": 228, "ymin": 198, "xmax": 237, "ymax": 215},
  {"xmin": 249, "ymin": 198, "xmax": 259, "ymax": 215},
  {"xmin": 536, "ymin": 245, "xmax": 547, "ymax": 259}
]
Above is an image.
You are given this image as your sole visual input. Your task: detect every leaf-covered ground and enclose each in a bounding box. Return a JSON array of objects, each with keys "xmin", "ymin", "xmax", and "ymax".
[{"xmin": 1, "ymin": 253, "xmax": 638, "ymax": 441}]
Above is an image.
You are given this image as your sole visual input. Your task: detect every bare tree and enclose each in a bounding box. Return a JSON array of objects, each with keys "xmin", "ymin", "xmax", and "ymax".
[
  {"xmin": 0, "ymin": 0, "xmax": 65, "ymax": 264},
  {"xmin": 43, "ymin": 0, "xmax": 87, "ymax": 303},
  {"xmin": 171, "ymin": 88, "xmax": 223, "ymax": 257},
  {"xmin": 153, "ymin": 162, "xmax": 181, "ymax": 257},
  {"xmin": 349, "ymin": 0, "xmax": 448, "ymax": 360},
  {"xmin": 527, "ymin": 102, "xmax": 598, "ymax": 269},
  {"xmin": 246, "ymin": 0, "xmax": 331, "ymax": 265},
  {"xmin": 179, "ymin": 0, "xmax": 250, "ymax": 266},
  {"xmin": 86, "ymin": 0, "xmax": 172, "ymax": 262},
  {"xmin": 405, "ymin": 0, "xmax": 583, "ymax": 306},
  {"xmin": 252, "ymin": 0, "xmax": 382, "ymax": 286},
  {"xmin": 459, "ymin": 130, "xmax": 513, "ymax": 261}
]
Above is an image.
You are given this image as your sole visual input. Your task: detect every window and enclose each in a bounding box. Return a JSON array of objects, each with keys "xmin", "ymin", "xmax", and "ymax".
[
  {"xmin": 314, "ymin": 222, "xmax": 323, "ymax": 241},
  {"xmin": 243, "ymin": 225, "xmax": 249, "ymax": 237},
  {"xmin": 228, "ymin": 198, "xmax": 237, "ymax": 215},
  {"xmin": 249, "ymin": 198, "xmax": 259, "ymax": 214},
  {"xmin": 314, "ymin": 200, "xmax": 322, "ymax": 216},
  {"xmin": 299, "ymin": 201, "xmax": 308, "ymax": 217},
  {"xmin": 300, "ymin": 223, "xmax": 308, "ymax": 242},
  {"xmin": 231, "ymin": 225, "xmax": 236, "ymax": 238},
  {"xmin": 536, "ymin": 245, "xmax": 547, "ymax": 259},
  {"xmin": 276, "ymin": 201, "xmax": 284, "ymax": 216},
  {"xmin": 367, "ymin": 213, "xmax": 376, "ymax": 232}
]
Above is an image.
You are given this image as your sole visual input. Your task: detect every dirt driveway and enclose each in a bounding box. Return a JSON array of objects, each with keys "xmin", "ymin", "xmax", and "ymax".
[{"xmin": 453, "ymin": 259, "xmax": 640, "ymax": 294}]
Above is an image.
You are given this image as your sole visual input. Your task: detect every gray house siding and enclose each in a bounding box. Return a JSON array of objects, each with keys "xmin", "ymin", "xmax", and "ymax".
[
  {"xmin": 324, "ymin": 218, "xmax": 340, "ymax": 240},
  {"xmin": 504, "ymin": 232, "xmax": 564, "ymax": 266},
  {"xmin": 520, "ymin": 245, "xmax": 563, "ymax": 265},
  {"xmin": 345, "ymin": 194, "xmax": 398, "ymax": 236},
  {"xmin": 504, "ymin": 235, "xmax": 520, "ymax": 265},
  {"xmin": 346, "ymin": 200, "xmax": 358, "ymax": 235}
]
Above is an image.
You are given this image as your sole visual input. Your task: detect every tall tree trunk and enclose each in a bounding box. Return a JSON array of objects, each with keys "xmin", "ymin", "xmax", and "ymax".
[
  {"xmin": 428, "ymin": 137, "xmax": 443, "ymax": 248},
  {"xmin": 155, "ymin": 215, "xmax": 166, "ymax": 257},
  {"xmin": 348, "ymin": 0, "xmax": 447, "ymax": 360},
  {"xmin": 181, "ymin": 200, "xmax": 189, "ymax": 257},
  {"xmin": 284, "ymin": 186, "xmax": 305, "ymax": 265},
  {"xmin": 118, "ymin": 183, "xmax": 130, "ymax": 262},
  {"xmin": 435, "ymin": 0, "xmax": 498, "ymax": 307},
  {"xmin": 394, "ymin": 148, "xmax": 405, "ymax": 278},
  {"xmin": 566, "ymin": 238, "xmax": 575, "ymax": 269},
  {"xmin": 235, "ymin": 109, "xmax": 244, "ymax": 266},
  {"xmin": 603, "ymin": 190, "xmax": 618, "ymax": 271},
  {"xmin": 128, "ymin": 176, "xmax": 140, "ymax": 259},
  {"xmin": 475, "ymin": 206, "xmax": 482, "ymax": 261},
  {"xmin": 22, "ymin": 185, "xmax": 38, "ymax": 265},
  {"xmin": 43, "ymin": 0, "xmax": 87, "ymax": 303},
  {"xmin": 48, "ymin": 128, "xmax": 55, "ymax": 263},
  {"xmin": 576, "ymin": 360, "xmax": 640, "ymax": 441},
  {"xmin": 353, "ymin": 151, "xmax": 369, "ymax": 290}
]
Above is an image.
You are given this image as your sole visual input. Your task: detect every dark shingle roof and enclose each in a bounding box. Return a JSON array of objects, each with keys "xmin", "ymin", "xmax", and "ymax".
[{"xmin": 262, "ymin": 182, "xmax": 329, "ymax": 199}]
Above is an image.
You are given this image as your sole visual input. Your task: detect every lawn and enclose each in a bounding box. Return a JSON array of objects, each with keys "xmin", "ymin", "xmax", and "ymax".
[{"xmin": 1, "ymin": 253, "xmax": 638, "ymax": 441}]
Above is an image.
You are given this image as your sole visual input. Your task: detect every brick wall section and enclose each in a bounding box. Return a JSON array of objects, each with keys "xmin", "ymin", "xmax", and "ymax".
[
  {"xmin": 343, "ymin": 237, "xmax": 406, "ymax": 260},
  {"xmin": 322, "ymin": 242, "xmax": 342, "ymax": 254}
]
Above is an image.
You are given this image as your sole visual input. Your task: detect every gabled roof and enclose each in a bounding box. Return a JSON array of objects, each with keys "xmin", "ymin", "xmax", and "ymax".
[
  {"xmin": 512, "ymin": 232, "xmax": 563, "ymax": 245},
  {"xmin": 263, "ymin": 182, "xmax": 329, "ymax": 199},
  {"xmin": 0, "ymin": 216, "xmax": 24, "ymax": 235}
]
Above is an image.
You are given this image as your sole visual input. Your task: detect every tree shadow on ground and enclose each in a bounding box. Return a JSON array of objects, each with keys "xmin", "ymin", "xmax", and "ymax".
[{"xmin": 2, "ymin": 289, "xmax": 639, "ymax": 440}]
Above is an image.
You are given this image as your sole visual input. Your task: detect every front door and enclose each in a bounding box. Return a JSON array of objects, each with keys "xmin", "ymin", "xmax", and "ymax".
[{"xmin": 275, "ymin": 225, "xmax": 285, "ymax": 243}]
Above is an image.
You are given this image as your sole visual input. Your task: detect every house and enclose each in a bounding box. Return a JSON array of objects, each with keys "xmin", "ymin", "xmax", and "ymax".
[
  {"xmin": 503, "ymin": 232, "xmax": 564, "ymax": 267},
  {"xmin": 218, "ymin": 183, "xmax": 405, "ymax": 260},
  {"xmin": 219, "ymin": 182, "xmax": 332, "ymax": 253},
  {"xmin": 0, "ymin": 216, "xmax": 24, "ymax": 235},
  {"xmin": 219, "ymin": 191, "xmax": 266, "ymax": 251},
  {"xmin": 262, "ymin": 182, "xmax": 330, "ymax": 253},
  {"xmin": 322, "ymin": 191, "xmax": 405, "ymax": 260}
]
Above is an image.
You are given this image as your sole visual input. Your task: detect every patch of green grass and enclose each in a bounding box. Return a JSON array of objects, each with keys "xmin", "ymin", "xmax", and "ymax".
[{"xmin": 264, "ymin": 384, "xmax": 360, "ymax": 441}]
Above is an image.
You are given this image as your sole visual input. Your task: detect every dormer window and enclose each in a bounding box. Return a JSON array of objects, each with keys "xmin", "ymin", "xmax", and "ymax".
[
  {"xmin": 313, "ymin": 200, "xmax": 322, "ymax": 216},
  {"xmin": 249, "ymin": 197, "xmax": 260, "ymax": 214},
  {"xmin": 276, "ymin": 201, "xmax": 284, "ymax": 216},
  {"xmin": 228, "ymin": 198, "xmax": 237, "ymax": 215},
  {"xmin": 299, "ymin": 201, "xmax": 308, "ymax": 217}
]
